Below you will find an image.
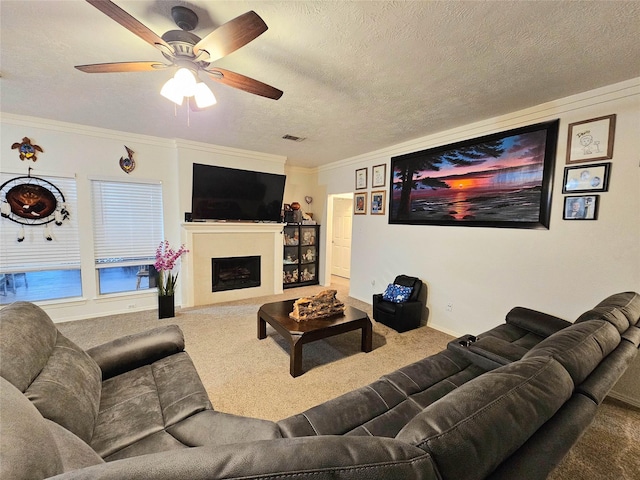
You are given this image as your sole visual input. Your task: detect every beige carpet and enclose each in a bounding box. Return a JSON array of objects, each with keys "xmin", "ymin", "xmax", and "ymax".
[{"xmin": 58, "ymin": 278, "xmax": 640, "ymax": 479}]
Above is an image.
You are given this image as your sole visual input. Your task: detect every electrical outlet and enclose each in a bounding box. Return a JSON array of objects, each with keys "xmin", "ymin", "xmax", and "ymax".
[
  {"xmin": 128, "ymin": 304, "xmax": 136, "ymax": 309},
  {"xmin": 446, "ymin": 303, "xmax": 453, "ymax": 312},
  {"xmin": 371, "ymin": 279, "xmax": 376, "ymax": 286}
]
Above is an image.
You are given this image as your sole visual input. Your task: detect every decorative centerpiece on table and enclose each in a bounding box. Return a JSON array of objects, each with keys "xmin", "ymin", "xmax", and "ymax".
[
  {"xmin": 154, "ymin": 240, "xmax": 189, "ymax": 319},
  {"xmin": 289, "ymin": 289, "xmax": 345, "ymax": 322}
]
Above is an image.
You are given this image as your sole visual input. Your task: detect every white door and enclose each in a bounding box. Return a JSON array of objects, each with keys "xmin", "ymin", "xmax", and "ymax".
[{"xmin": 331, "ymin": 197, "xmax": 353, "ymax": 278}]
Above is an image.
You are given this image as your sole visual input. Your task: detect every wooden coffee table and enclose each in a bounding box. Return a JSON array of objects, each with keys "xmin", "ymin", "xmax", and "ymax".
[{"xmin": 257, "ymin": 299, "xmax": 373, "ymax": 377}]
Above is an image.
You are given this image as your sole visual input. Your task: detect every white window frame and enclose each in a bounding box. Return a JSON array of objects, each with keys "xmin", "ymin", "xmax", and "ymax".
[{"xmin": 90, "ymin": 177, "xmax": 164, "ymax": 295}]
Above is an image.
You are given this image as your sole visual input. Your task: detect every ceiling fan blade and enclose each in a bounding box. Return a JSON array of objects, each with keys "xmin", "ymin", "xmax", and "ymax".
[
  {"xmin": 205, "ymin": 68, "xmax": 283, "ymax": 100},
  {"xmin": 86, "ymin": 0, "xmax": 174, "ymax": 56},
  {"xmin": 193, "ymin": 11, "xmax": 268, "ymax": 63},
  {"xmin": 75, "ymin": 62, "xmax": 169, "ymax": 73}
]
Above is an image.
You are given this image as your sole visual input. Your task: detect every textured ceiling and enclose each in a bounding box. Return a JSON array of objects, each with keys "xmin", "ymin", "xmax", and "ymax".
[{"xmin": 1, "ymin": 1, "xmax": 639, "ymax": 168}]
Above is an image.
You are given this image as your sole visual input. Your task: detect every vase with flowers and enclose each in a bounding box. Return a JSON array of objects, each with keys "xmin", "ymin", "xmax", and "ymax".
[{"xmin": 155, "ymin": 240, "xmax": 189, "ymax": 319}]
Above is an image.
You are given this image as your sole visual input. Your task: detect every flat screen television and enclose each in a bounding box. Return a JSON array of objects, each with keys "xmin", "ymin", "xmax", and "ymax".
[{"xmin": 191, "ymin": 163, "xmax": 286, "ymax": 222}]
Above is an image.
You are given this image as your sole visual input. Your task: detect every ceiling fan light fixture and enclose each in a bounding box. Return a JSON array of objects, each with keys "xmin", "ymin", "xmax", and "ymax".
[
  {"xmin": 173, "ymin": 67, "xmax": 197, "ymax": 97},
  {"xmin": 160, "ymin": 77, "xmax": 184, "ymax": 105},
  {"xmin": 194, "ymin": 82, "xmax": 217, "ymax": 108}
]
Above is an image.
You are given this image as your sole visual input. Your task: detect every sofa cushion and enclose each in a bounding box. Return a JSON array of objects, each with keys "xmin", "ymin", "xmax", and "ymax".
[
  {"xmin": 52, "ymin": 436, "xmax": 439, "ymax": 480},
  {"xmin": 0, "ymin": 377, "xmax": 64, "ymax": 480},
  {"xmin": 523, "ymin": 320, "xmax": 620, "ymax": 385},
  {"xmin": 477, "ymin": 323, "xmax": 546, "ymax": 350},
  {"xmin": 596, "ymin": 291, "xmax": 640, "ymax": 326},
  {"xmin": 0, "ymin": 302, "xmax": 102, "ymax": 444},
  {"xmin": 396, "ymin": 356, "xmax": 574, "ymax": 480},
  {"xmin": 87, "ymin": 324, "xmax": 185, "ymax": 380},
  {"xmin": 505, "ymin": 306, "xmax": 572, "ymax": 338},
  {"xmin": 166, "ymin": 410, "xmax": 282, "ymax": 447},
  {"xmin": 575, "ymin": 292, "xmax": 640, "ymax": 333},
  {"xmin": 278, "ymin": 350, "xmax": 486, "ymax": 439},
  {"xmin": 382, "ymin": 349, "xmax": 486, "ymax": 406},
  {"xmin": 45, "ymin": 420, "xmax": 104, "ymax": 472},
  {"xmin": 278, "ymin": 378, "xmax": 408, "ymax": 437},
  {"xmin": 0, "ymin": 301, "xmax": 58, "ymax": 392},
  {"xmin": 25, "ymin": 333, "xmax": 102, "ymax": 443},
  {"xmin": 90, "ymin": 351, "xmax": 212, "ymax": 458}
]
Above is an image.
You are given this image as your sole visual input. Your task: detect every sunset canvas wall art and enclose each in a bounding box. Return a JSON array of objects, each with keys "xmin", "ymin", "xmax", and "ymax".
[{"xmin": 389, "ymin": 120, "xmax": 559, "ymax": 229}]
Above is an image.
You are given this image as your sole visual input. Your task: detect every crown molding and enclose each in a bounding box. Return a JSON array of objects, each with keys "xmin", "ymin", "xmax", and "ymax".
[
  {"xmin": 174, "ymin": 138, "xmax": 286, "ymax": 167},
  {"xmin": 0, "ymin": 113, "xmax": 176, "ymax": 148},
  {"xmin": 318, "ymin": 77, "xmax": 640, "ymax": 173}
]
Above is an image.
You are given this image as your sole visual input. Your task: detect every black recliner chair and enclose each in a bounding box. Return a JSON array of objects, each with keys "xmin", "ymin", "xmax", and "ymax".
[{"xmin": 372, "ymin": 275, "xmax": 423, "ymax": 332}]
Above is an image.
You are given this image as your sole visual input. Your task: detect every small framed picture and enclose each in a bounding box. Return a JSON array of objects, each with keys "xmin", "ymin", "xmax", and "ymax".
[
  {"xmin": 355, "ymin": 168, "xmax": 367, "ymax": 190},
  {"xmin": 566, "ymin": 114, "xmax": 616, "ymax": 164},
  {"xmin": 370, "ymin": 190, "xmax": 386, "ymax": 215},
  {"xmin": 372, "ymin": 164, "xmax": 387, "ymax": 188},
  {"xmin": 563, "ymin": 195, "xmax": 599, "ymax": 220},
  {"xmin": 354, "ymin": 192, "xmax": 367, "ymax": 214},
  {"xmin": 562, "ymin": 162, "xmax": 610, "ymax": 193}
]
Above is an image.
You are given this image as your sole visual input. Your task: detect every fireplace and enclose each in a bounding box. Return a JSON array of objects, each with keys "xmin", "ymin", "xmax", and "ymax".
[{"xmin": 212, "ymin": 256, "xmax": 261, "ymax": 292}]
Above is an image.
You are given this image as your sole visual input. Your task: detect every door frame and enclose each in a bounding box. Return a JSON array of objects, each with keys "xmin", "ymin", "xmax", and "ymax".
[{"xmin": 323, "ymin": 193, "xmax": 354, "ymax": 285}]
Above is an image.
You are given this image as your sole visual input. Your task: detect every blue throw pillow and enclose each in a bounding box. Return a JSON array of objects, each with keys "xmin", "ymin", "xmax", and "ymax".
[{"xmin": 382, "ymin": 283, "xmax": 413, "ymax": 303}]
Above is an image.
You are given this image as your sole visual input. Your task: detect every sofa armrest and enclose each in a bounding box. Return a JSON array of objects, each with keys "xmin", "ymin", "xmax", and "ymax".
[
  {"xmin": 49, "ymin": 436, "xmax": 438, "ymax": 480},
  {"xmin": 86, "ymin": 325, "xmax": 185, "ymax": 380},
  {"xmin": 506, "ymin": 307, "xmax": 572, "ymax": 338}
]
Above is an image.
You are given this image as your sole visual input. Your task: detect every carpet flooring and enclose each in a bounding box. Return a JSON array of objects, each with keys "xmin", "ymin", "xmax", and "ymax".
[{"xmin": 57, "ymin": 278, "xmax": 640, "ymax": 479}]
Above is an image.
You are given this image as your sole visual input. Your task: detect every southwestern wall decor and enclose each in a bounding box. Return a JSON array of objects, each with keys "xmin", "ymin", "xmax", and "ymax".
[
  {"xmin": 389, "ymin": 120, "xmax": 559, "ymax": 229},
  {"xmin": 0, "ymin": 171, "xmax": 70, "ymax": 241},
  {"xmin": 119, "ymin": 146, "xmax": 136, "ymax": 174}
]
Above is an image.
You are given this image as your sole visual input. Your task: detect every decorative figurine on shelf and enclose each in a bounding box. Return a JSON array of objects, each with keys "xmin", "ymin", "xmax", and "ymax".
[
  {"xmin": 290, "ymin": 201, "xmax": 303, "ymax": 223},
  {"xmin": 119, "ymin": 146, "xmax": 136, "ymax": 174},
  {"xmin": 284, "ymin": 230, "xmax": 299, "ymax": 245},
  {"xmin": 301, "ymin": 268, "xmax": 314, "ymax": 282},
  {"xmin": 302, "ymin": 230, "xmax": 313, "ymax": 245},
  {"xmin": 284, "ymin": 269, "xmax": 299, "ymax": 284},
  {"xmin": 11, "ymin": 137, "xmax": 43, "ymax": 162}
]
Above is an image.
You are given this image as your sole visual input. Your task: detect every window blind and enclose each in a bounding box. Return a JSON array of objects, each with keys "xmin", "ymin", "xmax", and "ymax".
[
  {"xmin": 0, "ymin": 173, "xmax": 80, "ymax": 272},
  {"xmin": 91, "ymin": 180, "xmax": 164, "ymax": 266}
]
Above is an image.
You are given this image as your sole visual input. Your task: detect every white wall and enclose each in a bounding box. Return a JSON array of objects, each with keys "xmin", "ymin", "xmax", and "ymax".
[
  {"xmin": 317, "ymin": 78, "xmax": 640, "ymax": 337},
  {"xmin": 0, "ymin": 114, "xmax": 289, "ymax": 322}
]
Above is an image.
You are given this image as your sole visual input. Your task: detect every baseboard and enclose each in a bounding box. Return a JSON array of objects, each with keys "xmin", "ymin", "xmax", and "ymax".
[{"xmin": 607, "ymin": 391, "xmax": 640, "ymax": 409}]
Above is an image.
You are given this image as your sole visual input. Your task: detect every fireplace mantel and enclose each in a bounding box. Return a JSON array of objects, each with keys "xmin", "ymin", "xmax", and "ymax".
[{"xmin": 181, "ymin": 222, "xmax": 284, "ymax": 306}]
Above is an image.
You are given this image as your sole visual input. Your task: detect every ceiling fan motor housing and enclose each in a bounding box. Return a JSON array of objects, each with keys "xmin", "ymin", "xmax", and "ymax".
[{"xmin": 171, "ymin": 6, "xmax": 198, "ymax": 31}]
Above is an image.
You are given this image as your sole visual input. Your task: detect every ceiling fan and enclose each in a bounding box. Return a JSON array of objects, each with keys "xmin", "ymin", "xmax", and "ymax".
[{"xmin": 75, "ymin": 0, "xmax": 283, "ymax": 109}]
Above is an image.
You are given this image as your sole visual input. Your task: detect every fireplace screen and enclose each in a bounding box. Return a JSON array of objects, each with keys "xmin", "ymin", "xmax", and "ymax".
[{"xmin": 212, "ymin": 256, "xmax": 261, "ymax": 292}]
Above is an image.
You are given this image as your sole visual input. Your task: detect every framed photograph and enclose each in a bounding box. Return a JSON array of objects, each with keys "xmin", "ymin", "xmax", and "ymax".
[
  {"xmin": 372, "ymin": 164, "xmax": 387, "ymax": 188},
  {"xmin": 562, "ymin": 162, "xmax": 610, "ymax": 193},
  {"xmin": 371, "ymin": 190, "xmax": 386, "ymax": 215},
  {"xmin": 354, "ymin": 192, "xmax": 367, "ymax": 214},
  {"xmin": 389, "ymin": 119, "xmax": 559, "ymax": 229},
  {"xmin": 355, "ymin": 168, "xmax": 367, "ymax": 190},
  {"xmin": 563, "ymin": 195, "xmax": 599, "ymax": 220},
  {"xmin": 566, "ymin": 114, "xmax": 616, "ymax": 164}
]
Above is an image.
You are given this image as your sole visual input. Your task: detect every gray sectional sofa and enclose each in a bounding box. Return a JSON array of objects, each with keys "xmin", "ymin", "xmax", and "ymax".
[{"xmin": 1, "ymin": 292, "xmax": 639, "ymax": 480}]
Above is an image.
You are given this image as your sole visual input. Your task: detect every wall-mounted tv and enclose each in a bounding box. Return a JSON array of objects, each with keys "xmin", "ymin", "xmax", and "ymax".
[{"xmin": 191, "ymin": 164, "xmax": 286, "ymax": 222}]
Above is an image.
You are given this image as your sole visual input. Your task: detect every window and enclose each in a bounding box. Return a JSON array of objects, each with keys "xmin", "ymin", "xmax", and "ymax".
[
  {"xmin": 91, "ymin": 179, "xmax": 164, "ymax": 295},
  {"xmin": 0, "ymin": 173, "xmax": 81, "ymax": 304}
]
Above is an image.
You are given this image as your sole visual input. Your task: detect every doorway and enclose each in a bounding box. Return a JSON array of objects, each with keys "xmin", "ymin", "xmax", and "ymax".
[{"xmin": 330, "ymin": 194, "xmax": 353, "ymax": 279}]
